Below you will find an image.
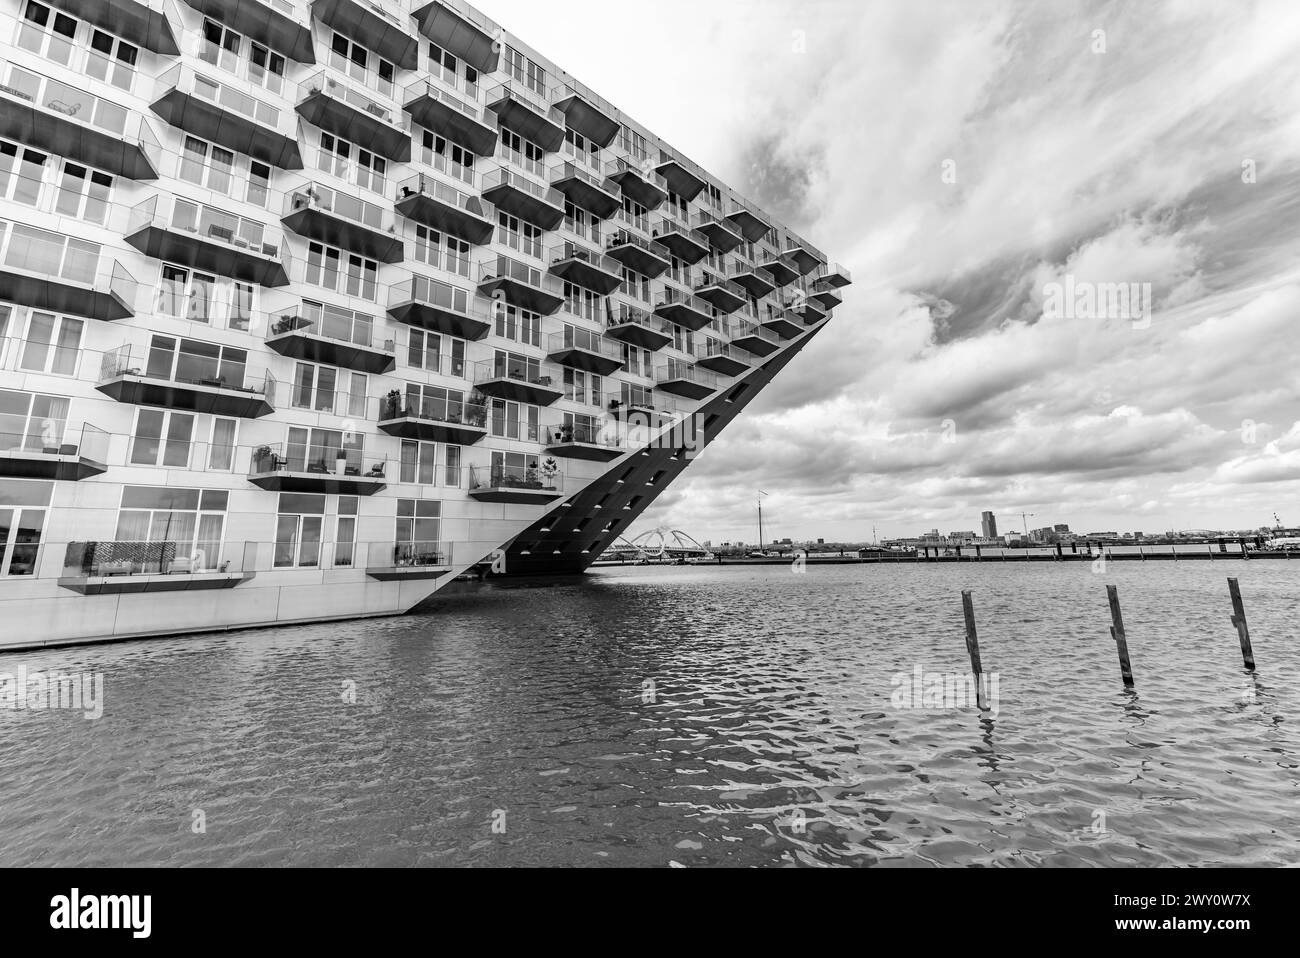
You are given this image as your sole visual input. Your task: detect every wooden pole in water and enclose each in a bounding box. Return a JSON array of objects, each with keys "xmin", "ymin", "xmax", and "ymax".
[
  {"xmin": 960, "ymin": 590, "xmax": 988, "ymax": 710},
  {"xmin": 1106, "ymin": 585, "xmax": 1134, "ymax": 687},
  {"xmin": 1227, "ymin": 577, "xmax": 1255, "ymax": 670}
]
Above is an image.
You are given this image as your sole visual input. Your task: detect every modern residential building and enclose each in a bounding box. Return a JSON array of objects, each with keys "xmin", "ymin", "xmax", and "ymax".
[
  {"xmin": 981, "ymin": 510, "xmax": 997, "ymax": 539},
  {"xmin": 0, "ymin": 0, "xmax": 848, "ymax": 648}
]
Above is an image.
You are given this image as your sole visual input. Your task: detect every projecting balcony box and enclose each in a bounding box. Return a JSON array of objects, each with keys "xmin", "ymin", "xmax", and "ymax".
[
  {"xmin": 551, "ymin": 162, "xmax": 620, "ymax": 219},
  {"xmin": 725, "ymin": 203, "xmax": 769, "ymax": 243},
  {"xmin": 480, "ymin": 167, "xmax": 565, "ymax": 230},
  {"xmin": 297, "ymin": 71, "xmax": 411, "ymax": 162},
  {"xmin": 809, "ymin": 284, "xmax": 843, "ymax": 310},
  {"xmin": 153, "ymin": 64, "xmax": 303, "ymax": 169},
  {"xmin": 730, "ymin": 258, "xmax": 775, "ymax": 298},
  {"xmin": 468, "ymin": 463, "xmax": 564, "ymax": 505},
  {"xmin": 282, "ymin": 182, "xmax": 404, "ymax": 263},
  {"xmin": 690, "ymin": 210, "xmax": 744, "ymax": 253},
  {"xmin": 545, "ymin": 328, "xmax": 623, "ymax": 377},
  {"xmin": 96, "ymin": 345, "xmax": 277, "ymax": 418},
  {"xmin": 365, "ymin": 539, "xmax": 454, "ymax": 580},
  {"xmin": 412, "ymin": 0, "xmax": 501, "ymax": 74},
  {"xmin": 394, "ymin": 174, "xmax": 493, "ymax": 244},
  {"xmin": 604, "ymin": 230, "xmax": 670, "ymax": 278},
  {"xmin": 547, "ymin": 242, "xmax": 622, "ymax": 295},
  {"xmin": 57, "ymin": 540, "xmax": 255, "ymax": 594},
  {"xmin": 0, "ymin": 220, "xmax": 138, "ymax": 321},
  {"xmin": 0, "ymin": 59, "xmax": 162, "ymax": 179},
  {"xmin": 44, "ymin": 0, "xmax": 179, "ymax": 54},
  {"xmin": 655, "ymin": 362, "xmax": 717, "ymax": 401},
  {"xmin": 266, "ymin": 312, "xmax": 396, "ymax": 373},
  {"xmin": 378, "ymin": 393, "xmax": 488, "ymax": 445},
  {"xmin": 605, "ymin": 157, "xmax": 668, "ymax": 209},
  {"xmin": 473, "ymin": 357, "xmax": 563, "ymax": 407},
  {"xmin": 651, "ymin": 215, "xmax": 709, "ymax": 264},
  {"xmin": 695, "ymin": 340, "xmax": 749, "ymax": 377},
  {"xmin": 604, "ymin": 305, "xmax": 671, "ymax": 351},
  {"xmin": 814, "ymin": 261, "xmax": 852, "ymax": 289},
  {"xmin": 758, "ymin": 248, "xmax": 800, "ymax": 287},
  {"xmin": 607, "ymin": 392, "xmax": 675, "ymax": 427},
  {"xmin": 693, "ymin": 272, "xmax": 747, "ymax": 313},
  {"xmin": 486, "ymin": 80, "xmax": 566, "ymax": 152},
  {"xmin": 183, "ymin": 0, "xmax": 315, "ymax": 63},
  {"xmin": 312, "ymin": 0, "xmax": 418, "ymax": 69},
  {"xmin": 388, "ymin": 275, "xmax": 491, "ymax": 340},
  {"xmin": 544, "ymin": 422, "xmax": 624, "ymax": 462},
  {"xmin": 477, "ymin": 256, "xmax": 565, "ymax": 315},
  {"xmin": 655, "ymin": 150, "xmax": 706, "ymax": 203},
  {"xmin": 784, "ymin": 236, "xmax": 825, "ymax": 275},
  {"xmin": 0, "ymin": 423, "xmax": 109, "ymax": 481},
  {"xmin": 652, "ymin": 287, "xmax": 713, "ymax": 332},
  {"xmin": 785, "ymin": 294, "xmax": 826, "ymax": 325},
  {"xmin": 125, "ymin": 195, "xmax": 291, "ymax": 287},
  {"xmin": 553, "ymin": 83, "xmax": 619, "ymax": 149},
  {"xmin": 249, "ymin": 442, "xmax": 388, "ymax": 495},
  {"xmin": 731, "ymin": 320, "xmax": 780, "ymax": 357},
  {"xmin": 764, "ymin": 308, "xmax": 806, "ymax": 338},
  {"xmin": 402, "ymin": 79, "xmax": 498, "ymax": 157}
]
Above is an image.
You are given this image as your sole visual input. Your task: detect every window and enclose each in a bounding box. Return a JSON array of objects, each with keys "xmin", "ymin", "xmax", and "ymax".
[
  {"xmin": 86, "ymin": 28, "xmax": 138, "ymax": 91},
  {"xmin": 129, "ymin": 408, "xmax": 194, "ymax": 467},
  {"xmin": 621, "ymin": 196, "xmax": 649, "ymax": 233},
  {"xmin": 499, "ymin": 127, "xmax": 544, "ymax": 177},
  {"xmin": 620, "ymin": 125, "xmax": 648, "ymax": 163},
  {"xmin": 563, "ymin": 283, "xmax": 603, "ymax": 323},
  {"xmin": 0, "ymin": 478, "xmax": 52, "ymax": 577},
  {"xmin": 17, "ymin": 2, "xmax": 77, "ymax": 67},
  {"xmin": 53, "ymin": 162, "xmax": 113, "ymax": 225},
  {"xmin": 209, "ymin": 417, "xmax": 237, "ymax": 471},
  {"xmin": 672, "ymin": 324, "xmax": 695, "ymax": 356},
  {"xmin": 274, "ymin": 493, "xmax": 326, "ymax": 568},
  {"xmin": 564, "ymin": 202, "xmax": 600, "ymax": 244},
  {"xmin": 489, "ymin": 450, "xmax": 541, "ymax": 486},
  {"xmin": 335, "ymin": 497, "xmax": 357, "ymax": 567},
  {"xmin": 305, "ymin": 242, "xmax": 378, "ymax": 300},
  {"xmin": 285, "ymin": 426, "xmax": 363, "ymax": 474},
  {"xmin": 562, "ymin": 368, "xmax": 601, "ymax": 407},
  {"xmin": 158, "ymin": 264, "xmax": 218, "ymax": 323},
  {"xmin": 396, "ymin": 499, "xmax": 441, "ymax": 560},
  {"xmin": 400, "ymin": 383, "xmax": 471, "ymax": 425},
  {"xmin": 407, "ymin": 328, "xmax": 464, "ymax": 375},
  {"xmin": 114, "ymin": 487, "xmax": 228, "ymax": 570},
  {"xmin": 145, "ymin": 335, "xmax": 248, "ymax": 388},
  {"xmin": 0, "ymin": 388, "xmax": 71, "ymax": 453},
  {"xmin": 620, "ymin": 267, "xmax": 651, "ymax": 303},
  {"xmin": 178, "ymin": 136, "xmax": 236, "ymax": 194},
  {"xmin": 330, "ymin": 32, "xmax": 394, "ymax": 97},
  {"xmin": 18, "ymin": 312, "xmax": 82, "ymax": 376},
  {"xmin": 427, "ymin": 42, "xmax": 478, "ymax": 97},
  {"xmin": 246, "ymin": 161, "xmax": 270, "ymax": 207},
  {"xmin": 302, "ymin": 300, "xmax": 374, "ymax": 346},
  {"xmin": 490, "ymin": 399, "xmax": 539, "ymax": 441},
  {"xmin": 496, "ymin": 209, "xmax": 543, "ymax": 259},
  {"xmin": 420, "ymin": 130, "xmax": 474, "ymax": 184},
  {"xmin": 248, "ymin": 42, "xmax": 285, "ymax": 95},
  {"xmin": 292, "ymin": 363, "xmax": 367, "ymax": 417},
  {"xmin": 503, "ymin": 46, "xmax": 546, "ymax": 96},
  {"xmin": 0, "ymin": 140, "xmax": 48, "ymax": 206},
  {"xmin": 317, "ymin": 133, "xmax": 386, "ymax": 194},
  {"xmin": 563, "ymin": 128, "xmax": 600, "ymax": 168},
  {"xmin": 399, "ymin": 439, "xmax": 439, "ymax": 485},
  {"xmin": 622, "ymin": 344, "xmax": 652, "ymax": 378},
  {"xmin": 561, "ymin": 412, "xmax": 602, "ymax": 445},
  {"xmin": 443, "ymin": 444, "xmax": 460, "ymax": 487},
  {"xmin": 492, "ymin": 349, "xmax": 541, "ymax": 383},
  {"xmin": 493, "ymin": 303, "xmax": 541, "ymax": 347},
  {"xmin": 413, "ymin": 226, "xmax": 470, "ymax": 277},
  {"xmin": 201, "ymin": 19, "xmax": 242, "ymax": 72}
]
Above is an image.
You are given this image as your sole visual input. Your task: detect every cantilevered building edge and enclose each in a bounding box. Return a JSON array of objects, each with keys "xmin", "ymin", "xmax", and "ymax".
[{"xmin": 0, "ymin": 0, "xmax": 850, "ymax": 651}]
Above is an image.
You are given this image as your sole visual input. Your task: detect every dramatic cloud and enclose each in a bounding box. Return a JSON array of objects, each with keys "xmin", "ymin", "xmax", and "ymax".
[{"xmin": 482, "ymin": 0, "xmax": 1300, "ymax": 542}]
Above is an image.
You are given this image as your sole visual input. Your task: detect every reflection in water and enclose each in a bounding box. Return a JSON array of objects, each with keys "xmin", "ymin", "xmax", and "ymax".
[{"xmin": 0, "ymin": 562, "xmax": 1298, "ymax": 866}]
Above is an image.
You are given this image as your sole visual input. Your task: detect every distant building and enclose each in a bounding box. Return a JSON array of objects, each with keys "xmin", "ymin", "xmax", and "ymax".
[
  {"xmin": 1054, "ymin": 524, "xmax": 1070, "ymax": 533},
  {"xmin": 948, "ymin": 531, "xmax": 978, "ymax": 543},
  {"xmin": 1085, "ymin": 532, "xmax": 1121, "ymax": 539},
  {"xmin": 981, "ymin": 512, "xmax": 998, "ymax": 538},
  {"xmin": 817, "ymin": 538, "xmax": 824, "ymax": 545}
]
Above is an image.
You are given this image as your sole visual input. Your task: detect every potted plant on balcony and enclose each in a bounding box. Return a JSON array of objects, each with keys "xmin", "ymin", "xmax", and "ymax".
[
  {"xmin": 253, "ymin": 445, "xmax": 274, "ymax": 472},
  {"xmin": 540, "ymin": 457, "xmax": 559, "ymax": 491},
  {"xmin": 382, "ymin": 389, "xmax": 402, "ymax": 420}
]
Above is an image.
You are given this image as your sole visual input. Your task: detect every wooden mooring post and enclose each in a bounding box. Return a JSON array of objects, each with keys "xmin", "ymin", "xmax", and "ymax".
[
  {"xmin": 960, "ymin": 590, "xmax": 988, "ymax": 710},
  {"xmin": 1106, "ymin": 585, "xmax": 1135, "ymax": 687},
  {"xmin": 1227, "ymin": 577, "xmax": 1256, "ymax": 671}
]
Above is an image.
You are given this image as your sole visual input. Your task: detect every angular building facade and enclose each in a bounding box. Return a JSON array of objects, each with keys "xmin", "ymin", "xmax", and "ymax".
[{"xmin": 0, "ymin": 0, "xmax": 850, "ymax": 649}]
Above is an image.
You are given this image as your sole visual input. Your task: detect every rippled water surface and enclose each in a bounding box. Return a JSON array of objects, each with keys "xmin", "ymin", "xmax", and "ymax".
[{"xmin": 2, "ymin": 562, "xmax": 1298, "ymax": 867}]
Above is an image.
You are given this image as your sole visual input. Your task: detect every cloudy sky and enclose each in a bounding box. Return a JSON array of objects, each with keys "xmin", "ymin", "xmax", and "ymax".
[{"xmin": 481, "ymin": 0, "xmax": 1300, "ymax": 543}]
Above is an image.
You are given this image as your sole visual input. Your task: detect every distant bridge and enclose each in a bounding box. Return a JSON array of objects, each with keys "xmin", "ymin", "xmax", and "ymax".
[{"xmin": 601, "ymin": 528, "xmax": 712, "ymax": 562}]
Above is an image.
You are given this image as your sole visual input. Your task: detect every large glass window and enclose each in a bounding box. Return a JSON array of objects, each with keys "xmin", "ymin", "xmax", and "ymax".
[
  {"xmin": 273, "ymin": 492, "xmax": 326, "ymax": 568},
  {"xmin": 0, "ymin": 477, "xmax": 51, "ymax": 577},
  {"xmin": 18, "ymin": 312, "xmax": 82, "ymax": 376},
  {"xmin": 129, "ymin": 408, "xmax": 194, "ymax": 467},
  {"xmin": 0, "ymin": 388, "xmax": 71, "ymax": 453},
  {"xmin": 114, "ymin": 486, "xmax": 228, "ymax": 570},
  {"xmin": 0, "ymin": 140, "xmax": 47, "ymax": 207}
]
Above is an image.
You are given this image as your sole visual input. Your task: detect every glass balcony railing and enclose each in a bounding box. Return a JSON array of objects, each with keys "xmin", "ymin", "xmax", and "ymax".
[
  {"xmin": 128, "ymin": 194, "xmax": 285, "ymax": 260},
  {"xmin": 544, "ymin": 420, "xmax": 623, "ymax": 451},
  {"xmin": 606, "ymin": 157, "xmax": 669, "ymax": 196},
  {"xmin": 657, "ymin": 361, "xmax": 718, "ymax": 391},
  {"xmin": 366, "ymin": 540, "xmax": 453, "ymax": 571},
  {"xmin": 157, "ymin": 62, "xmax": 285, "ymax": 130},
  {"xmin": 99, "ymin": 343, "xmax": 278, "ymax": 407},
  {"xmin": 469, "ymin": 462, "xmax": 564, "ymax": 495},
  {"xmin": 300, "ymin": 68, "xmax": 403, "ymax": 126},
  {"xmin": 283, "ymin": 181, "xmax": 393, "ymax": 233},
  {"xmin": 487, "ymin": 78, "xmax": 565, "ymax": 128},
  {"xmin": 378, "ymin": 392, "xmax": 488, "ymax": 430},
  {"xmin": 546, "ymin": 327, "xmax": 622, "ymax": 364},
  {"xmin": 266, "ymin": 311, "xmax": 394, "ymax": 354},
  {"xmin": 59, "ymin": 540, "xmax": 260, "ymax": 578},
  {"xmin": 0, "ymin": 219, "xmax": 137, "ymax": 313},
  {"xmin": 481, "ymin": 167, "xmax": 565, "ymax": 209},
  {"xmin": 249, "ymin": 442, "xmax": 388, "ymax": 483},
  {"xmin": 0, "ymin": 421, "xmax": 109, "ymax": 464}
]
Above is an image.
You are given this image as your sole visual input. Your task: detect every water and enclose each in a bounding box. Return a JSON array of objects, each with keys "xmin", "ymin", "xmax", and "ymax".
[{"xmin": 1, "ymin": 562, "xmax": 1297, "ymax": 867}]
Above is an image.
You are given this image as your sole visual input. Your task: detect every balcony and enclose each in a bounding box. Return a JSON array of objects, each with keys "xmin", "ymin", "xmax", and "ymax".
[
  {"xmin": 313, "ymin": 0, "xmax": 418, "ymax": 69},
  {"xmin": 695, "ymin": 340, "xmax": 749, "ymax": 377},
  {"xmin": 474, "ymin": 358, "xmax": 563, "ymax": 407},
  {"xmin": 266, "ymin": 312, "xmax": 396, "ymax": 373},
  {"xmin": 764, "ymin": 309, "xmax": 806, "ymax": 338},
  {"xmin": 468, "ymin": 463, "xmax": 564, "ymax": 505},
  {"xmin": 758, "ymin": 249, "xmax": 801, "ymax": 287},
  {"xmin": 785, "ymin": 295, "xmax": 826, "ymax": 325},
  {"xmin": 0, "ymin": 220, "xmax": 137, "ymax": 321},
  {"xmin": 810, "ymin": 285, "xmax": 844, "ymax": 310},
  {"xmin": 655, "ymin": 150, "xmax": 706, "ymax": 202},
  {"xmin": 607, "ymin": 392, "xmax": 675, "ymax": 426},
  {"xmin": 183, "ymin": 0, "xmax": 314, "ymax": 63},
  {"xmin": 153, "ymin": 63, "xmax": 302, "ymax": 169},
  {"xmin": 0, "ymin": 59, "xmax": 161, "ymax": 179},
  {"xmin": 784, "ymin": 236, "xmax": 825, "ymax": 275},
  {"xmin": 605, "ymin": 230, "xmax": 671, "ymax": 278},
  {"xmin": 544, "ymin": 422, "xmax": 624, "ymax": 462},
  {"xmin": 96, "ymin": 345, "xmax": 277, "ymax": 418},
  {"xmin": 125, "ymin": 195, "xmax": 290, "ymax": 287},
  {"xmin": 480, "ymin": 167, "xmax": 565, "ymax": 230},
  {"xmin": 412, "ymin": 0, "xmax": 501, "ymax": 73},
  {"xmin": 732, "ymin": 320, "xmax": 780, "ymax": 357},
  {"xmin": 726, "ymin": 204, "xmax": 769, "ymax": 243},
  {"xmin": 551, "ymin": 162, "xmax": 621, "ymax": 219},
  {"xmin": 694, "ymin": 273, "xmax": 747, "ymax": 313},
  {"xmin": 655, "ymin": 362, "xmax": 717, "ymax": 401},
  {"xmin": 394, "ymin": 174, "xmax": 494, "ymax": 244},
  {"xmin": 730, "ymin": 258, "xmax": 776, "ymax": 298},
  {"xmin": 487, "ymin": 80, "xmax": 566, "ymax": 152},
  {"xmin": 403, "ymin": 79, "xmax": 499, "ymax": 157},
  {"xmin": 365, "ymin": 540, "xmax": 454, "ymax": 580},
  {"xmin": 553, "ymin": 83, "xmax": 619, "ymax": 149},
  {"xmin": 605, "ymin": 305, "xmax": 671, "ymax": 351},
  {"xmin": 0, "ymin": 423, "xmax": 109, "ymax": 481},
  {"xmin": 45, "ymin": 0, "xmax": 179, "ymax": 54},
  {"xmin": 297, "ymin": 71, "xmax": 412, "ymax": 162},
  {"xmin": 547, "ymin": 242, "xmax": 623, "ymax": 295},
  {"xmin": 652, "ymin": 216, "xmax": 710, "ymax": 264},
  {"xmin": 57, "ymin": 540, "xmax": 256, "ymax": 594},
  {"xmin": 378, "ymin": 393, "xmax": 488, "ymax": 445},
  {"xmin": 477, "ymin": 256, "xmax": 565, "ymax": 314},
  {"xmin": 388, "ymin": 275, "xmax": 490, "ymax": 339},
  {"xmin": 653, "ymin": 287, "xmax": 713, "ymax": 332},
  {"xmin": 606, "ymin": 157, "xmax": 668, "ymax": 209},
  {"xmin": 691, "ymin": 210, "xmax": 744, "ymax": 253},
  {"xmin": 249, "ymin": 442, "xmax": 388, "ymax": 496},
  {"xmin": 546, "ymin": 328, "xmax": 623, "ymax": 376},
  {"xmin": 282, "ymin": 182, "xmax": 403, "ymax": 263}
]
